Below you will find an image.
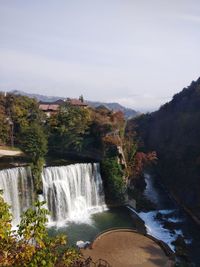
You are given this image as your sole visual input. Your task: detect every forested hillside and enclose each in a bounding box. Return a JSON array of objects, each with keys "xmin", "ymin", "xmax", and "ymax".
[
  {"xmin": 11, "ymin": 90, "xmax": 138, "ymax": 119},
  {"xmin": 131, "ymin": 77, "xmax": 200, "ymax": 222}
]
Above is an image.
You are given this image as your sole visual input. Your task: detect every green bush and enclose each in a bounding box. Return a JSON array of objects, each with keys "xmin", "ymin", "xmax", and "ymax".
[
  {"xmin": 0, "ymin": 192, "xmax": 81, "ymax": 266},
  {"xmin": 101, "ymin": 157, "xmax": 125, "ymax": 203}
]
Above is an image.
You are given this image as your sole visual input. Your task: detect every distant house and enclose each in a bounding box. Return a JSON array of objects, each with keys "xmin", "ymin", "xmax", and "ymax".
[
  {"xmin": 66, "ymin": 98, "xmax": 88, "ymax": 108},
  {"xmin": 39, "ymin": 97, "xmax": 88, "ymax": 117},
  {"xmin": 39, "ymin": 103, "xmax": 60, "ymax": 117}
]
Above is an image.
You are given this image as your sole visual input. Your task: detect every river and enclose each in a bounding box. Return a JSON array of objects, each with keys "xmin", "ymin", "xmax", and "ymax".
[
  {"xmin": 138, "ymin": 173, "xmax": 200, "ymax": 266},
  {"xmin": 1, "ymin": 164, "xmax": 199, "ymax": 265}
]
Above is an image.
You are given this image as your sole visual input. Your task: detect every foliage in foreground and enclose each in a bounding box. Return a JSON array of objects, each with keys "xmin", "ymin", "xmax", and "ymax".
[{"xmin": 0, "ymin": 191, "xmax": 81, "ymax": 267}]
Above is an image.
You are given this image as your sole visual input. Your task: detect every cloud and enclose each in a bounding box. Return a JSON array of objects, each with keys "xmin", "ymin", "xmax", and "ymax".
[
  {"xmin": 0, "ymin": 49, "xmax": 126, "ymax": 87},
  {"xmin": 0, "ymin": 48, "xmax": 137, "ymax": 100},
  {"xmin": 1, "ymin": 1, "xmax": 200, "ymax": 112},
  {"xmin": 178, "ymin": 14, "xmax": 200, "ymax": 23}
]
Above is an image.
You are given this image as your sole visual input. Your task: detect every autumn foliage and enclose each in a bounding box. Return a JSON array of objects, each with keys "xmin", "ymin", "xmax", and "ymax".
[
  {"xmin": 133, "ymin": 151, "xmax": 157, "ymax": 177},
  {"xmin": 0, "ymin": 192, "xmax": 82, "ymax": 267},
  {"xmin": 124, "ymin": 129, "xmax": 157, "ymax": 181}
]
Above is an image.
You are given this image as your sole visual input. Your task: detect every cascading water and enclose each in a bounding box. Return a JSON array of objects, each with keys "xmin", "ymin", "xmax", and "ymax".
[
  {"xmin": 42, "ymin": 163, "xmax": 106, "ymax": 225},
  {"xmin": 135, "ymin": 173, "xmax": 187, "ymax": 250},
  {"xmin": 0, "ymin": 167, "xmax": 34, "ymax": 226},
  {"xmin": 0, "ymin": 163, "xmax": 106, "ymax": 227}
]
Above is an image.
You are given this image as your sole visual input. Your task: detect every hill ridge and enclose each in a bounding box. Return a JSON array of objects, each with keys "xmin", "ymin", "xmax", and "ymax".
[{"xmin": 10, "ymin": 90, "xmax": 139, "ymax": 119}]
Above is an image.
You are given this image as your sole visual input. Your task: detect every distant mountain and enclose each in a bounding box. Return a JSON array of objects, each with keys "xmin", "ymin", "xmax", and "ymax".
[
  {"xmin": 10, "ymin": 90, "xmax": 65, "ymax": 103},
  {"xmin": 10, "ymin": 90, "xmax": 139, "ymax": 119},
  {"xmin": 131, "ymin": 77, "xmax": 200, "ymax": 223},
  {"xmin": 86, "ymin": 100, "xmax": 138, "ymax": 119}
]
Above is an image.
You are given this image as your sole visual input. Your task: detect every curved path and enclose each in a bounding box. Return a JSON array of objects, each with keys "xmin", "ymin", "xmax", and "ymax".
[
  {"xmin": 0, "ymin": 149, "xmax": 22, "ymax": 157},
  {"xmin": 81, "ymin": 229, "xmax": 174, "ymax": 267}
]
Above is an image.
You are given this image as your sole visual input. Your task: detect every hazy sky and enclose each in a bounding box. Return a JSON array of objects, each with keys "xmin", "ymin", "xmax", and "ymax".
[{"xmin": 0, "ymin": 1, "xmax": 200, "ymax": 111}]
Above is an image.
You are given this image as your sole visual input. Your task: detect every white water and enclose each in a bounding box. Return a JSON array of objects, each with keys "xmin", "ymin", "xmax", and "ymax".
[
  {"xmin": 138, "ymin": 210, "xmax": 182, "ymax": 250},
  {"xmin": 136, "ymin": 173, "xmax": 186, "ymax": 251},
  {"xmin": 127, "ymin": 205, "xmax": 178, "ymax": 250},
  {"xmin": 0, "ymin": 163, "xmax": 106, "ymax": 227},
  {"xmin": 42, "ymin": 163, "xmax": 106, "ymax": 226},
  {"xmin": 143, "ymin": 173, "xmax": 160, "ymax": 205},
  {"xmin": 0, "ymin": 167, "xmax": 34, "ymax": 226}
]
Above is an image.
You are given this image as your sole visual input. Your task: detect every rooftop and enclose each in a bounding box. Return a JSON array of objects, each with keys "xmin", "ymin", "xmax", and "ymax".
[
  {"xmin": 39, "ymin": 104, "xmax": 59, "ymax": 111},
  {"xmin": 39, "ymin": 98, "xmax": 88, "ymax": 111},
  {"xmin": 66, "ymin": 98, "xmax": 88, "ymax": 106}
]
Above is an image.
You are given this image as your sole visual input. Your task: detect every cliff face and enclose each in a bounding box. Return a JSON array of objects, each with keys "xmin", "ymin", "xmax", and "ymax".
[{"xmin": 130, "ymin": 78, "xmax": 200, "ymax": 222}]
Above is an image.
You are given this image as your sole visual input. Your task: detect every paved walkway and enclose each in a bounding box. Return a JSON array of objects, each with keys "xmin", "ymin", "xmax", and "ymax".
[
  {"xmin": 0, "ymin": 149, "xmax": 22, "ymax": 157},
  {"xmin": 81, "ymin": 229, "xmax": 174, "ymax": 267}
]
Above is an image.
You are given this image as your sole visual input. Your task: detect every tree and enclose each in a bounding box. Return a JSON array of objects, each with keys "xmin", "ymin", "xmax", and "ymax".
[
  {"xmin": 124, "ymin": 124, "xmax": 157, "ymax": 182},
  {"xmin": 0, "ymin": 114, "xmax": 10, "ymax": 144},
  {"xmin": 133, "ymin": 151, "xmax": 157, "ymax": 177},
  {"xmin": 101, "ymin": 157, "xmax": 125, "ymax": 202},
  {"xmin": 0, "ymin": 93, "xmax": 10, "ymax": 144},
  {"xmin": 20, "ymin": 123, "xmax": 48, "ymax": 191},
  {"xmin": 0, "ymin": 190, "xmax": 14, "ymax": 265},
  {"xmin": 4, "ymin": 94, "xmax": 45, "ymax": 147},
  {"xmin": 79, "ymin": 95, "xmax": 84, "ymax": 103},
  {"xmin": 0, "ymin": 93, "xmax": 45, "ymax": 147},
  {"xmin": 7, "ymin": 94, "xmax": 42, "ymax": 129},
  {"xmin": 49, "ymin": 103, "xmax": 91, "ymax": 153},
  {"xmin": 0, "ymin": 192, "xmax": 81, "ymax": 266}
]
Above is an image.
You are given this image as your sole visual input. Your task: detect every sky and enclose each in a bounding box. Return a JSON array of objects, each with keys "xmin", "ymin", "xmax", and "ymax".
[{"xmin": 0, "ymin": 0, "xmax": 200, "ymax": 112}]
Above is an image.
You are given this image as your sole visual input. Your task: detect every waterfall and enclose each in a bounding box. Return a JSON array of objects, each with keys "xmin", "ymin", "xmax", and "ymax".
[
  {"xmin": 42, "ymin": 163, "xmax": 106, "ymax": 225},
  {"xmin": 0, "ymin": 167, "xmax": 34, "ymax": 226},
  {"xmin": 0, "ymin": 163, "xmax": 106, "ymax": 226}
]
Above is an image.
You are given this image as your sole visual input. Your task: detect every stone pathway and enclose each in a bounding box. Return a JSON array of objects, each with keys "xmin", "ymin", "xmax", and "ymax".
[{"xmin": 81, "ymin": 229, "xmax": 174, "ymax": 267}]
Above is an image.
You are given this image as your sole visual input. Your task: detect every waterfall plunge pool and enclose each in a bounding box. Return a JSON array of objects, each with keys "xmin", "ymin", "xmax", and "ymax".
[
  {"xmin": 0, "ymin": 164, "xmax": 145, "ymax": 247},
  {"xmin": 48, "ymin": 206, "xmax": 144, "ymax": 246}
]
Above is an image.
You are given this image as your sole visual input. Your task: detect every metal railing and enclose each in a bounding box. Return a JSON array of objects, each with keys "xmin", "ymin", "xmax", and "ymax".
[{"xmin": 79, "ymin": 257, "xmax": 111, "ymax": 267}]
